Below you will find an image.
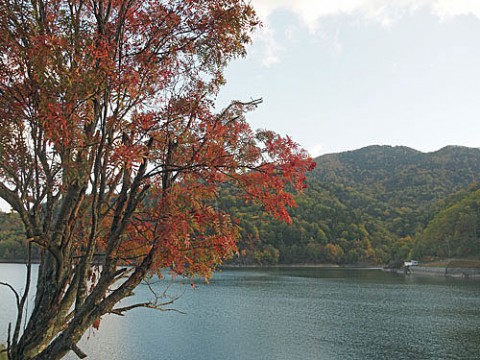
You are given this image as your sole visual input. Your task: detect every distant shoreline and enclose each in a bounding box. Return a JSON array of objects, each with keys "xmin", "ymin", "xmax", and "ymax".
[
  {"xmin": 2, "ymin": 260, "xmax": 479, "ymax": 279},
  {"xmin": 0, "ymin": 259, "xmax": 40, "ymax": 264},
  {"xmin": 220, "ymin": 263, "xmax": 382, "ymax": 270},
  {"xmin": 0, "ymin": 260, "xmax": 382, "ymax": 270}
]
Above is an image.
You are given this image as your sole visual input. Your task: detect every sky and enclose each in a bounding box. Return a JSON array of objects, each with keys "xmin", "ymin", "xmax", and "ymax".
[
  {"xmin": 216, "ymin": 0, "xmax": 480, "ymax": 157},
  {"xmin": 2, "ymin": 1, "xmax": 480, "ymax": 213}
]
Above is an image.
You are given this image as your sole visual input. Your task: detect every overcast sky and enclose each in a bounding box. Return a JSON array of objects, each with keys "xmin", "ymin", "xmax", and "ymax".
[{"xmin": 216, "ymin": 0, "xmax": 480, "ymax": 157}]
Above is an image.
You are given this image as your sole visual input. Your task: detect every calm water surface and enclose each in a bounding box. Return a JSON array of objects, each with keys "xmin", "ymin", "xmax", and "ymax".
[{"xmin": 1, "ymin": 264, "xmax": 479, "ymax": 359}]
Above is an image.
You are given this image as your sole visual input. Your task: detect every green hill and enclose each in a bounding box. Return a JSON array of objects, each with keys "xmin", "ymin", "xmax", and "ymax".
[
  {"xmin": 227, "ymin": 145, "xmax": 480, "ymax": 265},
  {"xmin": 414, "ymin": 185, "xmax": 480, "ymax": 259}
]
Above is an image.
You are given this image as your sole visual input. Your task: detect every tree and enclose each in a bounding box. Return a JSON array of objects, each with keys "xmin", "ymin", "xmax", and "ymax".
[{"xmin": 0, "ymin": 1, "xmax": 315, "ymax": 359}]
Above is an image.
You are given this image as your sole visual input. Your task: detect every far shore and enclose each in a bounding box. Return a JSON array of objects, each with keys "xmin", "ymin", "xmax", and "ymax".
[
  {"xmin": 0, "ymin": 259, "xmax": 40, "ymax": 264},
  {"xmin": 220, "ymin": 263, "xmax": 382, "ymax": 270},
  {"xmin": 0, "ymin": 260, "xmax": 380, "ymax": 269},
  {"xmin": 2, "ymin": 260, "xmax": 479, "ymax": 279}
]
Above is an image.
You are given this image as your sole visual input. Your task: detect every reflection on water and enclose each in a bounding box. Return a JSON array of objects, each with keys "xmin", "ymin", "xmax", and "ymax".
[{"xmin": 1, "ymin": 265, "xmax": 479, "ymax": 359}]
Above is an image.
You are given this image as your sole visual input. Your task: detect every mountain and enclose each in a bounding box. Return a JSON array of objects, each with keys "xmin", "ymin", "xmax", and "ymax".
[
  {"xmin": 313, "ymin": 145, "xmax": 480, "ymax": 207},
  {"xmin": 228, "ymin": 145, "xmax": 480, "ymax": 265}
]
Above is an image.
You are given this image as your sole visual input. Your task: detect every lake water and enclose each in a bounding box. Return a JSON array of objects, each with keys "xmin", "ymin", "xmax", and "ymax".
[{"xmin": 1, "ymin": 264, "xmax": 479, "ymax": 359}]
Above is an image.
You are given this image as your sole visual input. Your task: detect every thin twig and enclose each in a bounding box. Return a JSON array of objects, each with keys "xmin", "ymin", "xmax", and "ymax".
[{"xmin": 0, "ymin": 282, "xmax": 20, "ymax": 306}]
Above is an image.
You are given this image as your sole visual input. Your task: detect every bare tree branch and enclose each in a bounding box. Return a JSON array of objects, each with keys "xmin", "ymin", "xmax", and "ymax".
[{"xmin": 0, "ymin": 282, "xmax": 20, "ymax": 306}]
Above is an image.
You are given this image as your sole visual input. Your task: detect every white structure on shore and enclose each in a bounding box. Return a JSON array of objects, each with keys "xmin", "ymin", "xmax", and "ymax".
[{"xmin": 404, "ymin": 260, "xmax": 419, "ymax": 267}]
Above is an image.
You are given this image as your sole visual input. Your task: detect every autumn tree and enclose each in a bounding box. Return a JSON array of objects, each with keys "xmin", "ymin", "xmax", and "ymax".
[{"xmin": 0, "ymin": 0, "xmax": 314, "ymax": 359}]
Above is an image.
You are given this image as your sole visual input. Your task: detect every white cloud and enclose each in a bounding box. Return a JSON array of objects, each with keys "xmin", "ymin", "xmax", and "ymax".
[
  {"xmin": 252, "ymin": 0, "xmax": 480, "ymax": 29},
  {"xmin": 255, "ymin": 24, "xmax": 284, "ymax": 67},
  {"xmin": 251, "ymin": 0, "xmax": 480, "ymax": 67},
  {"xmin": 432, "ymin": 0, "xmax": 480, "ymax": 20},
  {"xmin": 253, "ymin": 0, "xmax": 366, "ymax": 32},
  {"xmin": 251, "ymin": 0, "xmax": 406, "ymax": 65},
  {"xmin": 308, "ymin": 143, "xmax": 324, "ymax": 157}
]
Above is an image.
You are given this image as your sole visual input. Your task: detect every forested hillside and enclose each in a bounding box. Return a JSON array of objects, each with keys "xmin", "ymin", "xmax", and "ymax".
[
  {"xmin": 0, "ymin": 212, "xmax": 33, "ymax": 261},
  {"xmin": 414, "ymin": 185, "xmax": 480, "ymax": 259},
  {"xmin": 2, "ymin": 145, "xmax": 480, "ymax": 265},
  {"xmin": 225, "ymin": 145, "xmax": 480, "ymax": 265}
]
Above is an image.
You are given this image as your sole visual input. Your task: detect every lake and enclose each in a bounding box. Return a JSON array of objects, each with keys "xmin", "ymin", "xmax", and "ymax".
[{"xmin": 1, "ymin": 264, "xmax": 479, "ymax": 359}]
